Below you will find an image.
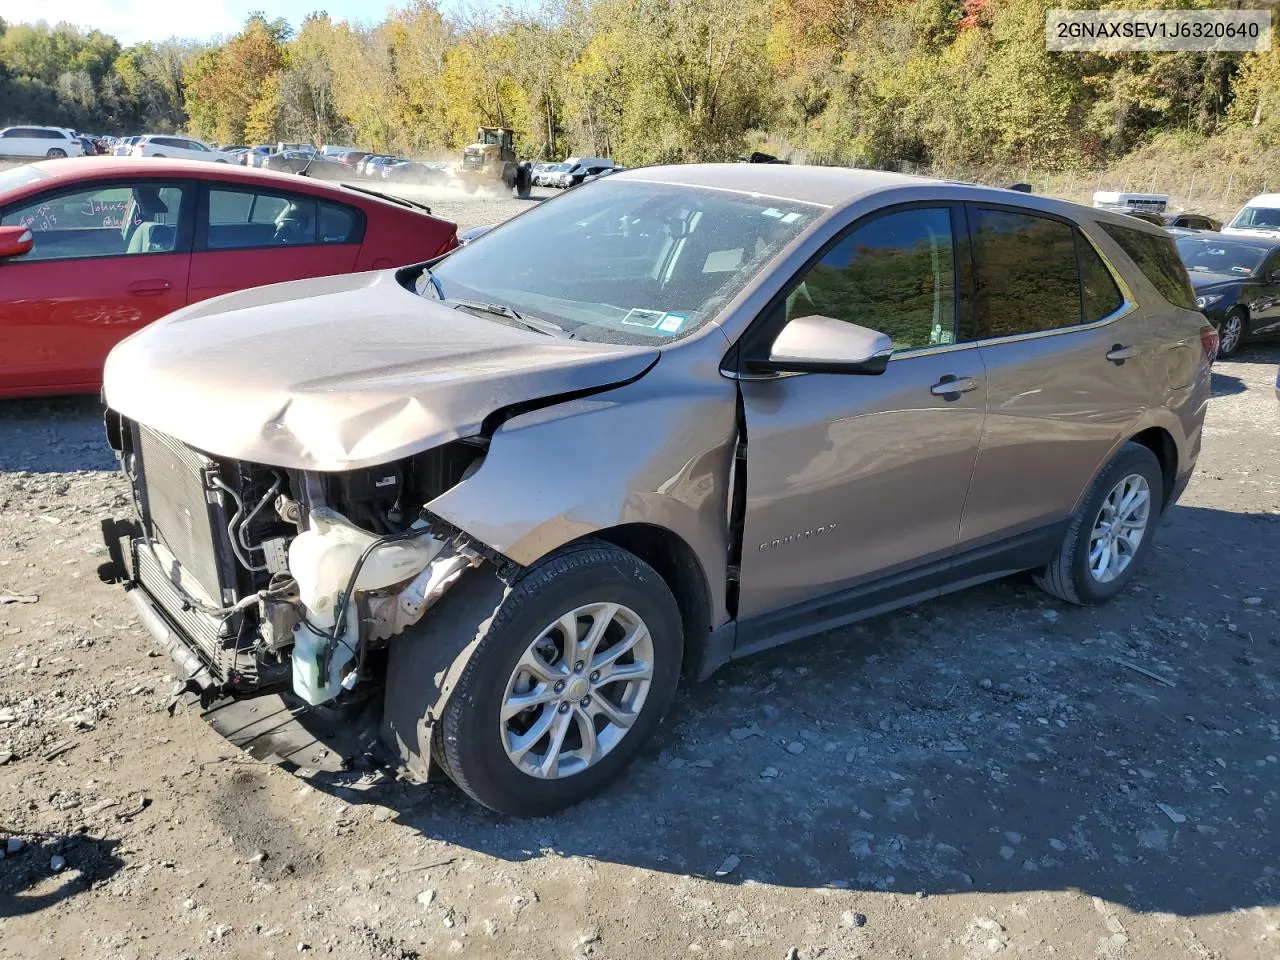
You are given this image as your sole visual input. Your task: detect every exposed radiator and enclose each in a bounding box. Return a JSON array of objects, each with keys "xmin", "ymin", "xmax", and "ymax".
[
  {"xmin": 135, "ymin": 426, "xmax": 235, "ymax": 607},
  {"xmin": 134, "ymin": 541, "xmax": 234, "ymax": 667}
]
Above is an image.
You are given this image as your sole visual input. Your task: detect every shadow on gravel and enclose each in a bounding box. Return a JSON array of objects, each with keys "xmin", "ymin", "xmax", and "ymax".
[
  {"xmin": 1210, "ymin": 370, "xmax": 1247, "ymax": 396},
  {"xmin": 0, "ymin": 396, "xmax": 113, "ymax": 473},
  {"xmin": 252, "ymin": 502, "xmax": 1280, "ymax": 920},
  {"xmin": 0, "ymin": 832, "xmax": 123, "ymax": 917}
]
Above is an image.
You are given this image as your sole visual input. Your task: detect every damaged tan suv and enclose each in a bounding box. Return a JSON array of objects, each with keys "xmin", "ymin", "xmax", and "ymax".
[{"xmin": 101, "ymin": 165, "xmax": 1215, "ymax": 815}]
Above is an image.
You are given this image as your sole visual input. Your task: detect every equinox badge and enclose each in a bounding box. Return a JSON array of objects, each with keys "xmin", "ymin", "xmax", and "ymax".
[{"xmin": 758, "ymin": 523, "xmax": 837, "ymax": 552}]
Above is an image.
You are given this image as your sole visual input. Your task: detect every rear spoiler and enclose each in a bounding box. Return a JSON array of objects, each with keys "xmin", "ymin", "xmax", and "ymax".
[{"xmin": 339, "ymin": 183, "xmax": 433, "ymax": 216}]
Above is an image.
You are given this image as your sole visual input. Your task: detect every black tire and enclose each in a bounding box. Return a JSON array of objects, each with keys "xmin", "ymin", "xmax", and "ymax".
[
  {"xmin": 1216, "ymin": 308, "xmax": 1247, "ymax": 360},
  {"xmin": 513, "ymin": 166, "xmax": 532, "ymax": 199},
  {"xmin": 152, "ymin": 153, "xmax": 165, "ymax": 158},
  {"xmin": 432, "ymin": 541, "xmax": 682, "ymax": 816},
  {"xmin": 46, "ymin": 148, "xmax": 67, "ymax": 159},
  {"xmin": 1033, "ymin": 442, "xmax": 1164, "ymax": 605}
]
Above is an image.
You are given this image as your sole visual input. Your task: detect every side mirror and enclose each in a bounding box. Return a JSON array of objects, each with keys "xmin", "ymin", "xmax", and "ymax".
[
  {"xmin": 751, "ymin": 315, "xmax": 894, "ymax": 375},
  {"xmin": 0, "ymin": 225, "xmax": 33, "ymax": 260},
  {"xmin": 1270, "ymin": 270, "xmax": 1280, "ymax": 283}
]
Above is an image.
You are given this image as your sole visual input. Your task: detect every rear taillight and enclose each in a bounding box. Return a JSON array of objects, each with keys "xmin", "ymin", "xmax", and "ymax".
[{"xmin": 1200, "ymin": 325, "xmax": 1219, "ymax": 361}]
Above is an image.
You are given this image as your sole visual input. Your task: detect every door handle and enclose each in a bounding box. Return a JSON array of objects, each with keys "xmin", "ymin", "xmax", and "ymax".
[
  {"xmin": 930, "ymin": 375, "xmax": 980, "ymax": 398},
  {"xmin": 1106, "ymin": 344, "xmax": 1137, "ymax": 364},
  {"xmin": 127, "ymin": 279, "xmax": 172, "ymax": 296}
]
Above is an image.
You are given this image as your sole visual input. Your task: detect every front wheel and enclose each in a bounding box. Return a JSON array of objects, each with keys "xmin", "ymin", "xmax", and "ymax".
[
  {"xmin": 436, "ymin": 542, "xmax": 683, "ymax": 816},
  {"xmin": 1216, "ymin": 308, "xmax": 1246, "ymax": 359},
  {"xmin": 1034, "ymin": 442, "xmax": 1164, "ymax": 605},
  {"xmin": 46, "ymin": 148, "xmax": 67, "ymax": 159}
]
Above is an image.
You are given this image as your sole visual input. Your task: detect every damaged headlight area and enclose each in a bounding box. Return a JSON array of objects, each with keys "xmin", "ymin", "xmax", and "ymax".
[{"xmin": 104, "ymin": 413, "xmax": 503, "ymax": 706}]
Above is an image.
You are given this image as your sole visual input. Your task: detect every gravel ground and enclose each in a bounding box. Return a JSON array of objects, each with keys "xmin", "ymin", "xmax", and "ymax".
[{"xmin": 0, "ymin": 189, "xmax": 1278, "ymax": 958}]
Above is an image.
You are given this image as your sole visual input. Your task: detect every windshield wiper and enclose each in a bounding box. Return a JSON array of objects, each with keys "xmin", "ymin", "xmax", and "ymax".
[{"xmin": 449, "ymin": 298, "xmax": 569, "ymax": 337}]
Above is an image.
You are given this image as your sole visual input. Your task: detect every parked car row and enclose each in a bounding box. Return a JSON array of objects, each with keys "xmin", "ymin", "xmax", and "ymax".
[{"xmin": 531, "ymin": 157, "xmax": 625, "ymax": 189}]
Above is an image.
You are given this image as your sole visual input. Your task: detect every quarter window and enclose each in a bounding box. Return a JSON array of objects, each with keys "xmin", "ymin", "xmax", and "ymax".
[
  {"xmin": 1100, "ymin": 222, "xmax": 1196, "ymax": 310},
  {"xmin": 0, "ymin": 182, "xmax": 185, "ymax": 261},
  {"xmin": 784, "ymin": 207, "xmax": 957, "ymax": 353},
  {"xmin": 964, "ymin": 208, "xmax": 1080, "ymax": 341}
]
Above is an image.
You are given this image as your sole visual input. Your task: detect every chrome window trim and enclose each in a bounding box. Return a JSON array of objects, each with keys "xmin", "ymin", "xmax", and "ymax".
[{"xmin": 907, "ymin": 298, "xmax": 1136, "ymax": 356}]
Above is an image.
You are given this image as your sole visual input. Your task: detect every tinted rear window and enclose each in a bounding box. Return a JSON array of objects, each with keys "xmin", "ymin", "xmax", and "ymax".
[{"xmin": 1100, "ymin": 222, "xmax": 1196, "ymax": 309}]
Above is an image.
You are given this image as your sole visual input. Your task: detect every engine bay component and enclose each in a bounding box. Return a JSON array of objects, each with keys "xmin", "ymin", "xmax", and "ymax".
[
  {"xmin": 287, "ymin": 507, "xmax": 447, "ymax": 705},
  {"xmin": 260, "ymin": 597, "xmax": 302, "ymax": 651},
  {"xmin": 365, "ymin": 543, "xmax": 483, "ymax": 644}
]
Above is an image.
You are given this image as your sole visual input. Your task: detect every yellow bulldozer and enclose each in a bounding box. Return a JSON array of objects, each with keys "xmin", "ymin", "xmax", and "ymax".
[{"xmin": 458, "ymin": 127, "xmax": 532, "ymax": 198}]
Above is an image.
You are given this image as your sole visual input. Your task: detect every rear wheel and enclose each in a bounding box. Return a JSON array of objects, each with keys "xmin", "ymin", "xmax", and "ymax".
[
  {"xmin": 1034, "ymin": 442, "xmax": 1163, "ymax": 605},
  {"xmin": 513, "ymin": 166, "xmax": 532, "ymax": 199},
  {"xmin": 46, "ymin": 148, "xmax": 67, "ymax": 159},
  {"xmin": 1216, "ymin": 308, "xmax": 1247, "ymax": 359},
  {"xmin": 437, "ymin": 542, "xmax": 683, "ymax": 816},
  {"xmin": 152, "ymin": 153, "xmax": 165, "ymax": 158}
]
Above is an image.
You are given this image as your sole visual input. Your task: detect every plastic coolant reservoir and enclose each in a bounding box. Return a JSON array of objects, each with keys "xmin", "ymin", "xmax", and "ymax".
[{"xmin": 288, "ymin": 507, "xmax": 444, "ymax": 705}]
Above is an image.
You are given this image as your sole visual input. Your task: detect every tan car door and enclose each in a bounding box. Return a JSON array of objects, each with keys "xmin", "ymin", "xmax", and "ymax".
[{"xmin": 735, "ymin": 205, "xmax": 987, "ymax": 622}]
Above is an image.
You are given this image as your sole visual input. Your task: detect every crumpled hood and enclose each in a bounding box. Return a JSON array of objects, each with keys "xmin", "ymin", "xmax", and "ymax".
[{"xmin": 104, "ymin": 270, "xmax": 659, "ymax": 471}]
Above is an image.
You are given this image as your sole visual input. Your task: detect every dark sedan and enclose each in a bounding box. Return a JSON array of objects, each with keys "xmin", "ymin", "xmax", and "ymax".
[
  {"xmin": 567, "ymin": 162, "xmax": 622, "ymax": 188},
  {"xmin": 1177, "ymin": 234, "xmax": 1280, "ymax": 358}
]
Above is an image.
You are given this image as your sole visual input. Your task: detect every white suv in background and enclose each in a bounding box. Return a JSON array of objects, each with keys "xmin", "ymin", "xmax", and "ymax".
[
  {"xmin": 131, "ymin": 135, "xmax": 234, "ymax": 163},
  {"xmin": 1221, "ymin": 193, "xmax": 1280, "ymax": 239},
  {"xmin": 0, "ymin": 126, "xmax": 86, "ymax": 160}
]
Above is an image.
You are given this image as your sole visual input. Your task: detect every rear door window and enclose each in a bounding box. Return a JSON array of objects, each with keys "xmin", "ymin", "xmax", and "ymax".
[
  {"xmin": 317, "ymin": 202, "xmax": 361, "ymax": 244},
  {"xmin": 206, "ymin": 187, "xmax": 319, "ymax": 249},
  {"xmin": 1077, "ymin": 232, "xmax": 1125, "ymax": 323},
  {"xmin": 1100, "ymin": 222, "xmax": 1196, "ymax": 310},
  {"xmin": 963, "ymin": 207, "xmax": 1081, "ymax": 341}
]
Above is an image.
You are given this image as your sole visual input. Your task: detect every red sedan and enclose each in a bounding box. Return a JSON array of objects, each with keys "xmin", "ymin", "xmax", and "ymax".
[{"xmin": 0, "ymin": 158, "xmax": 458, "ymax": 398}]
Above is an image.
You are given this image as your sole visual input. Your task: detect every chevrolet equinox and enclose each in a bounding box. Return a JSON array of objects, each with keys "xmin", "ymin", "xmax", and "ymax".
[{"xmin": 100, "ymin": 165, "xmax": 1216, "ymax": 815}]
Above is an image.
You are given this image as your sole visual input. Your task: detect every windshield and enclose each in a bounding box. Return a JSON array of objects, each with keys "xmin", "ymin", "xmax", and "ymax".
[
  {"xmin": 1176, "ymin": 237, "xmax": 1266, "ymax": 276},
  {"xmin": 0, "ymin": 165, "xmax": 51, "ymax": 196},
  {"xmin": 1229, "ymin": 206, "xmax": 1280, "ymax": 231},
  {"xmin": 424, "ymin": 180, "xmax": 820, "ymax": 344}
]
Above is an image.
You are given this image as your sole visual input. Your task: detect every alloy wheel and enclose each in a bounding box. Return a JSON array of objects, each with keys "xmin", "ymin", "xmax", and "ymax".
[
  {"xmin": 1220, "ymin": 313, "xmax": 1243, "ymax": 356},
  {"xmin": 500, "ymin": 602, "xmax": 654, "ymax": 780},
  {"xmin": 1088, "ymin": 473, "xmax": 1151, "ymax": 583}
]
